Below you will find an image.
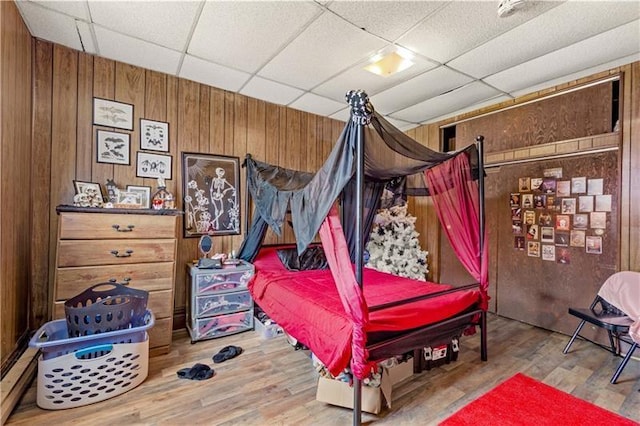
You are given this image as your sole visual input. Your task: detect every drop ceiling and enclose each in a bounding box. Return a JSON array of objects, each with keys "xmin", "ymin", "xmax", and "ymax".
[{"xmin": 15, "ymin": 0, "xmax": 640, "ymax": 131}]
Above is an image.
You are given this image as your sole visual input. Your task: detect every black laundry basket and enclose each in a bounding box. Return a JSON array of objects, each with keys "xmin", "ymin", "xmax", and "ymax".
[{"xmin": 64, "ymin": 282, "xmax": 149, "ymax": 337}]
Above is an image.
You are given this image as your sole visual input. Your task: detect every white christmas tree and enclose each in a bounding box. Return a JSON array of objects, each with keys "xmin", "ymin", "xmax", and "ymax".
[{"xmin": 365, "ymin": 203, "xmax": 429, "ymax": 280}]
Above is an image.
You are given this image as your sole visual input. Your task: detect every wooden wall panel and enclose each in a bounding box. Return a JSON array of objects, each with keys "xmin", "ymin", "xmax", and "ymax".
[
  {"xmin": 621, "ymin": 62, "xmax": 640, "ymax": 270},
  {"xmin": 456, "ymin": 82, "xmax": 612, "ymax": 154},
  {"xmin": 91, "ymin": 56, "xmax": 115, "ymax": 187},
  {"xmin": 25, "ymin": 41, "xmax": 347, "ymax": 333},
  {"xmin": 31, "ymin": 40, "xmax": 53, "ymax": 327},
  {"xmin": 1, "ymin": 0, "xmax": 32, "ymax": 367},
  {"xmin": 76, "ymin": 53, "xmax": 94, "ymax": 181},
  {"xmin": 114, "ymin": 62, "xmax": 145, "ymax": 187}
]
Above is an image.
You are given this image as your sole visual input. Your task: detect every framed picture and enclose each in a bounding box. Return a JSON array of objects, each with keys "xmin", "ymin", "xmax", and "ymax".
[
  {"xmin": 530, "ymin": 177, "xmax": 543, "ymax": 191},
  {"xmin": 542, "ymin": 244, "xmax": 555, "ymax": 261},
  {"xmin": 115, "ymin": 191, "xmax": 143, "ymax": 209},
  {"xmin": 73, "ymin": 180, "xmax": 104, "ymax": 207},
  {"xmin": 136, "ymin": 152, "xmax": 172, "ymax": 180},
  {"xmin": 578, "ymin": 195, "xmax": 594, "ymax": 212},
  {"xmin": 182, "ymin": 152, "xmax": 240, "ymax": 237},
  {"xmin": 561, "ymin": 198, "xmax": 576, "ymax": 215},
  {"xmin": 540, "ymin": 227, "xmax": 554, "ymax": 243},
  {"xmin": 126, "ymin": 185, "xmax": 152, "ymax": 209},
  {"xmin": 570, "ymin": 230, "xmax": 586, "ymax": 247},
  {"xmin": 587, "ymin": 178, "xmax": 603, "ymax": 195},
  {"xmin": 595, "ymin": 194, "xmax": 612, "ymax": 212},
  {"xmin": 586, "ymin": 236, "xmax": 603, "ymax": 254},
  {"xmin": 527, "ymin": 241, "xmax": 540, "ymax": 257},
  {"xmin": 93, "ymin": 97, "xmax": 134, "ymax": 130},
  {"xmin": 96, "ymin": 130, "xmax": 130, "ymax": 165},
  {"xmin": 556, "ymin": 180, "xmax": 571, "ymax": 197},
  {"xmin": 571, "ymin": 176, "xmax": 587, "ymax": 194},
  {"xmin": 140, "ymin": 119, "xmax": 169, "ymax": 152}
]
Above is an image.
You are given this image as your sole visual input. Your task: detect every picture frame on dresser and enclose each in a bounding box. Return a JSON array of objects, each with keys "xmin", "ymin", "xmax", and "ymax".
[
  {"xmin": 126, "ymin": 185, "xmax": 152, "ymax": 209},
  {"xmin": 182, "ymin": 152, "xmax": 241, "ymax": 237},
  {"xmin": 93, "ymin": 97, "xmax": 134, "ymax": 131}
]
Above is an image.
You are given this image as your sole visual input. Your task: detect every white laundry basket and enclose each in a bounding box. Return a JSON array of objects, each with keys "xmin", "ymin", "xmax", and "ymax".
[{"xmin": 30, "ymin": 312, "xmax": 153, "ymax": 409}]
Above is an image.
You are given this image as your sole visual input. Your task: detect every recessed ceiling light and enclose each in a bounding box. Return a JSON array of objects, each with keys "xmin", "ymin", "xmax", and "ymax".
[{"xmin": 364, "ymin": 51, "xmax": 414, "ymax": 77}]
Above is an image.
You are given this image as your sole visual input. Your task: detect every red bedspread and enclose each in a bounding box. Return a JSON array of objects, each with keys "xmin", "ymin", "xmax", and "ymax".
[{"xmin": 250, "ymin": 246, "xmax": 481, "ymax": 375}]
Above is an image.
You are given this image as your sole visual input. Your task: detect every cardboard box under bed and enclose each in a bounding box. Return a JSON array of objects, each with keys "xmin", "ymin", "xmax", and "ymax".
[{"xmin": 315, "ymin": 357, "xmax": 414, "ymax": 414}]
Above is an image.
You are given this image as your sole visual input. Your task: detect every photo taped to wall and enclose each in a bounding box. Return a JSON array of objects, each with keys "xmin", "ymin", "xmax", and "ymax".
[
  {"xmin": 587, "ymin": 178, "xmax": 603, "ymax": 196},
  {"xmin": 595, "ymin": 194, "xmax": 612, "ymax": 212},
  {"xmin": 556, "ymin": 180, "xmax": 571, "ymax": 197},
  {"xmin": 542, "ymin": 244, "xmax": 555, "ymax": 261}
]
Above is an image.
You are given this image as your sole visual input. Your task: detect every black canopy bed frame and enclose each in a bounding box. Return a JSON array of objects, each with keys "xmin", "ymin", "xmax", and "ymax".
[{"xmin": 239, "ymin": 90, "xmax": 488, "ymax": 426}]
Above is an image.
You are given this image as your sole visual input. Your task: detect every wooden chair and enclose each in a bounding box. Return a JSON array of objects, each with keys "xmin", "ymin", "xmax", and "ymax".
[{"xmin": 563, "ymin": 272, "xmax": 639, "ymax": 384}]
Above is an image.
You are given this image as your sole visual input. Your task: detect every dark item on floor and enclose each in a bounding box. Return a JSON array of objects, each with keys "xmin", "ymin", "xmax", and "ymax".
[
  {"xmin": 213, "ymin": 345, "xmax": 243, "ymax": 363},
  {"xmin": 177, "ymin": 363, "xmax": 214, "ymax": 380}
]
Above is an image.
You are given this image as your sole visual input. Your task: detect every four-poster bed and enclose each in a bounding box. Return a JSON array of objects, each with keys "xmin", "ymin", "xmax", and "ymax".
[{"xmin": 238, "ymin": 90, "xmax": 488, "ymax": 424}]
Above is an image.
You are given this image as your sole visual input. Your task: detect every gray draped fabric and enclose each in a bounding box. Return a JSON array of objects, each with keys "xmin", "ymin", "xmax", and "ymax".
[{"xmin": 238, "ymin": 93, "xmax": 479, "ymax": 262}]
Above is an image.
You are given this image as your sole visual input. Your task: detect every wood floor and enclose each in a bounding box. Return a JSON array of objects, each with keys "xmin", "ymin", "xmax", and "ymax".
[{"xmin": 7, "ymin": 314, "xmax": 640, "ymax": 425}]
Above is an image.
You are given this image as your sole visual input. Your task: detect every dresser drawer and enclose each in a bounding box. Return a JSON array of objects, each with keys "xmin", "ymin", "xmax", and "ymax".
[
  {"xmin": 192, "ymin": 310, "xmax": 253, "ymax": 340},
  {"xmin": 54, "ymin": 288, "xmax": 173, "ymax": 320},
  {"xmin": 59, "ymin": 212, "xmax": 177, "ymax": 239},
  {"xmin": 55, "ymin": 262, "xmax": 174, "ymax": 299},
  {"xmin": 194, "ymin": 268, "xmax": 254, "ymax": 295},
  {"xmin": 57, "ymin": 239, "xmax": 176, "ymax": 267},
  {"xmin": 195, "ymin": 290, "xmax": 252, "ymax": 318}
]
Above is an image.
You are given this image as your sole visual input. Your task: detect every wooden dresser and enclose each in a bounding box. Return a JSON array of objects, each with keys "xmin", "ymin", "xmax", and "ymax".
[{"xmin": 53, "ymin": 206, "xmax": 180, "ymax": 356}]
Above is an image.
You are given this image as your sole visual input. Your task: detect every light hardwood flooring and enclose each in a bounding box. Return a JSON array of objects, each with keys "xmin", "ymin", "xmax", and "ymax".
[{"xmin": 7, "ymin": 314, "xmax": 640, "ymax": 425}]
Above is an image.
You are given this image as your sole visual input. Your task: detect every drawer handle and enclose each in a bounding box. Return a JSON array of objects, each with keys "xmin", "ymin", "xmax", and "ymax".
[
  {"xmin": 110, "ymin": 249, "xmax": 133, "ymax": 258},
  {"xmin": 112, "ymin": 224, "xmax": 135, "ymax": 232},
  {"xmin": 108, "ymin": 277, "xmax": 131, "ymax": 285}
]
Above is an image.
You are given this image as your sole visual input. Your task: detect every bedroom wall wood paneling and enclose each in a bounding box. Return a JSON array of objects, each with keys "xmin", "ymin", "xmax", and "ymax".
[
  {"xmin": 29, "ymin": 40, "xmax": 345, "ymax": 330},
  {"xmin": 1, "ymin": 0, "xmax": 33, "ymax": 369}
]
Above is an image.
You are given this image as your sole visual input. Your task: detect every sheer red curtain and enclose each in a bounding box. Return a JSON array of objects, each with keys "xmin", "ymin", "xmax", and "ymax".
[
  {"xmin": 425, "ymin": 153, "xmax": 489, "ymax": 309},
  {"xmin": 319, "ymin": 206, "xmax": 377, "ymax": 379}
]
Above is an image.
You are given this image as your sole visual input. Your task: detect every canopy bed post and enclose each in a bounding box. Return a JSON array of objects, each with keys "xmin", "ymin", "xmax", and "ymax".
[
  {"xmin": 348, "ymin": 89, "xmax": 371, "ymax": 426},
  {"xmin": 475, "ymin": 135, "xmax": 488, "ymax": 362},
  {"xmin": 244, "ymin": 153, "xmax": 251, "ymax": 235}
]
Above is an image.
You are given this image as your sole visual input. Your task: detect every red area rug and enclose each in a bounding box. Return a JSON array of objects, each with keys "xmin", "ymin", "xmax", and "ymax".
[{"xmin": 440, "ymin": 373, "xmax": 637, "ymax": 426}]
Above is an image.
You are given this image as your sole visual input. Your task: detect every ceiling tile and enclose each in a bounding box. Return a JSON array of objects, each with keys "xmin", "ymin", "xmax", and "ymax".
[
  {"xmin": 258, "ymin": 12, "xmax": 387, "ymax": 90},
  {"xmin": 511, "ymin": 53, "xmax": 640, "ymax": 99},
  {"xmin": 484, "ymin": 20, "xmax": 640, "ymax": 94},
  {"xmin": 76, "ymin": 21, "xmax": 96, "ymax": 54},
  {"xmin": 89, "ymin": 1, "xmax": 201, "ymax": 51},
  {"xmin": 424, "ymin": 95, "xmax": 513, "ymax": 125},
  {"xmin": 329, "ymin": 107, "xmax": 350, "ymax": 123},
  {"xmin": 327, "ymin": 1, "xmax": 444, "ymax": 41},
  {"xmin": 449, "ymin": 1, "xmax": 640, "ymax": 78},
  {"xmin": 94, "ymin": 26, "xmax": 182, "ymax": 75},
  {"xmin": 29, "ymin": 0, "xmax": 90, "ymax": 20},
  {"xmin": 180, "ymin": 55, "xmax": 251, "ymax": 93},
  {"xmin": 383, "ymin": 116, "xmax": 418, "ymax": 132},
  {"xmin": 288, "ymin": 93, "xmax": 345, "ymax": 117},
  {"xmin": 370, "ymin": 66, "xmax": 474, "ymax": 115},
  {"xmin": 397, "ymin": 1, "xmax": 562, "ymax": 64},
  {"xmin": 16, "ymin": 1, "xmax": 83, "ymax": 50},
  {"xmin": 240, "ymin": 76, "xmax": 304, "ymax": 106},
  {"xmin": 313, "ymin": 51, "xmax": 438, "ymax": 102},
  {"xmin": 189, "ymin": 1, "xmax": 322, "ymax": 74},
  {"xmin": 391, "ymin": 81, "xmax": 501, "ymax": 123}
]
